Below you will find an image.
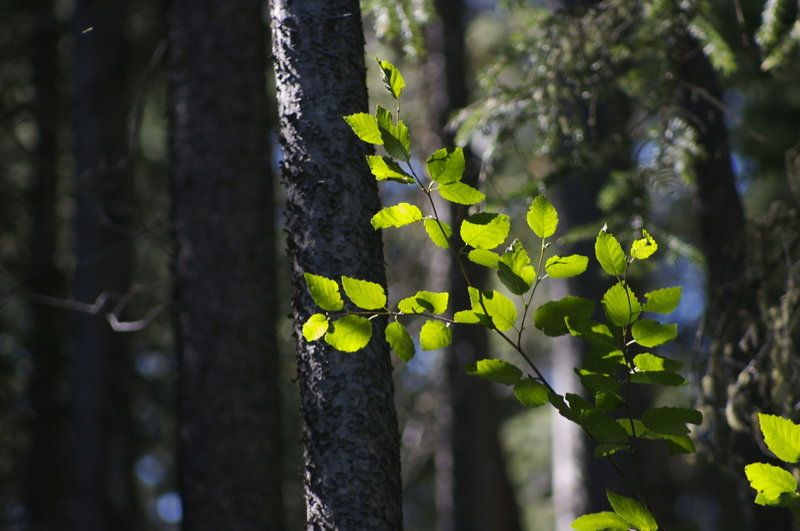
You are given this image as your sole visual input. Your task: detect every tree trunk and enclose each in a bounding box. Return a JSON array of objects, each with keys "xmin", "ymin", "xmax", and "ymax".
[
  {"xmin": 167, "ymin": 0, "xmax": 284, "ymax": 529},
  {"xmin": 428, "ymin": 2, "xmax": 523, "ymax": 530},
  {"xmin": 271, "ymin": 1, "xmax": 403, "ymax": 528},
  {"xmin": 25, "ymin": 0, "xmax": 68, "ymax": 527},
  {"xmin": 675, "ymin": 36, "xmax": 791, "ymax": 530},
  {"xmin": 71, "ymin": 1, "xmax": 138, "ymax": 529}
]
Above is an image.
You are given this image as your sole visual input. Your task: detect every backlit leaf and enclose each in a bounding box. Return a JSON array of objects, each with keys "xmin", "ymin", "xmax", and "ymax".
[
  {"xmin": 758, "ymin": 413, "xmax": 800, "ymax": 463},
  {"xmin": 498, "ymin": 240, "xmax": 535, "ymax": 294},
  {"xmin": 643, "ymin": 287, "xmax": 682, "ymax": 314},
  {"xmin": 375, "ymin": 105, "xmax": 410, "ymax": 160},
  {"xmin": 469, "ymin": 287, "xmax": 517, "ymax": 331},
  {"xmin": 426, "ymin": 147, "xmax": 465, "ymax": 184},
  {"xmin": 571, "ymin": 511, "xmax": 630, "ymax": 531},
  {"xmin": 341, "ymin": 276, "xmax": 387, "ymax": 310},
  {"xmin": 438, "ymin": 182, "xmax": 485, "ymax": 205},
  {"xmin": 468, "ymin": 249, "xmax": 501, "ymax": 269},
  {"xmin": 514, "ymin": 379, "xmax": 549, "ymax": 407},
  {"xmin": 398, "ymin": 291, "xmax": 449, "ymax": 314},
  {"xmin": 386, "ymin": 321, "xmax": 415, "ymax": 362},
  {"xmin": 377, "ymin": 58, "xmax": 405, "ymax": 99},
  {"xmin": 602, "ymin": 281, "xmax": 641, "ymax": 327},
  {"xmin": 420, "ymin": 320, "xmax": 452, "ymax": 350},
  {"xmin": 607, "ymin": 490, "xmax": 658, "ymax": 531},
  {"xmin": 302, "ymin": 313, "xmax": 329, "ymax": 341},
  {"xmin": 631, "ymin": 319, "xmax": 677, "ymax": 348},
  {"xmin": 595, "ymin": 230, "xmax": 626, "ymax": 277},
  {"xmin": 344, "ymin": 113, "xmax": 382, "ymax": 144},
  {"xmin": 460, "ymin": 213, "xmax": 510, "ymax": 250},
  {"xmin": 464, "ymin": 358, "xmax": 523, "ymax": 385},
  {"xmin": 325, "ymin": 315, "xmax": 372, "ymax": 352},
  {"xmin": 630, "ymin": 228, "xmax": 658, "ymax": 260},
  {"xmin": 366, "ymin": 155, "xmax": 413, "ymax": 183},
  {"xmin": 545, "ymin": 254, "xmax": 589, "ymax": 278},
  {"xmin": 534, "ymin": 296, "xmax": 595, "ymax": 337},
  {"xmin": 424, "ymin": 218, "xmax": 452, "ymax": 248},
  {"xmin": 745, "ymin": 463, "xmax": 799, "ymax": 505},
  {"xmin": 371, "ymin": 203, "xmax": 423, "ymax": 229},
  {"xmin": 527, "ymin": 195, "xmax": 558, "ymax": 238},
  {"xmin": 304, "ymin": 273, "xmax": 344, "ymax": 311}
]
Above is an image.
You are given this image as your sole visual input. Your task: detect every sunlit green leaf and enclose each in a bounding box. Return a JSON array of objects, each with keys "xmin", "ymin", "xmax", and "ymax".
[
  {"xmin": 453, "ymin": 310, "xmax": 491, "ymax": 326},
  {"xmin": 426, "ymin": 147, "xmax": 465, "ymax": 184},
  {"xmin": 460, "ymin": 213, "xmax": 510, "ymax": 250},
  {"xmin": 386, "ymin": 321, "xmax": 415, "ymax": 362},
  {"xmin": 595, "ymin": 230, "xmax": 626, "ymax": 277},
  {"xmin": 468, "ymin": 249, "xmax": 501, "ymax": 269},
  {"xmin": 631, "ymin": 319, "xmax": 677, "ymax": 348},
  {"xmin": 464, "ymin": 358, "xmax": 523, "ymax": 385},
  {"xmin": 633, "ymin": 353, "xmax": 683, "ymax": 372},
  {"xmin": 302, "ymin": 313, "xmax": 329, "ymax": 341},
  {"xmin": 630, "ymin": 353, "xmax": 686, "ymax": 386},
  {"xmin": 375, "ymin": 105, "xmax": 410, "ymax": 160},
  {"xmin": 469, "ymin": 287, "xmax": 517, "ymax": 331},
  {"xmin": 527, "ymin": 195, "xmax": 558, "ymax": 238},
  {"xmin": 371, "ymin": 203, "xmax": 423, "ymax": 229},
  {"xmin": 304, "ymin": 272, "xmax": 344, "ymax": 311},
  {"xmin": 606, "ymin": 490, "xmax": 658, "ymax": 531},
  {"xmin": 377, "ymin": 58, "xmax": 405, "ymax": 99},
  {"xmin": 630, "ymin": 228, "xmax": 658, "ymax": 260},
  {"xmin": 745, "ymin": 463, "xmax": 799, "ymax": 506},
  {"xmin": 642, "ymin": 287, "xmax": 682, "ymax": 314},
  {"xmin": 602, "ymin": 281, "xmax": 641, "ymax": 327},
  {"xmin": 545, "ymin": 254, "xmax": 589, "ymax": 278},
  {"xmin": 571, "ymin": 511, "xmax": 630, "ymax": 531},
  {"xmin": 438, "ymin": 182, "xmax": 485, "ymax": 205},
  {"xmin": 424, "ymin": 218, "xmax": 452, "ymax": 248},
  {"xmin": 341, "ymin": 276, "xmax": 386, "ymax": 310},
  {"xmin": 325, "ymin": 315, "xmax": 372, "ymax": 352},
  {"xmin": 758, "ymin": 413, "xmax": 800, "ymax": 463},
  {"xmin": 366, "ymin": 155, "xmax": 413, "ymax": 183},
  {"xmin": 344, "ymin": 113, "xmax": 382, "ymax": 144},
  {"xmin": 535, "ymin": 296, "xmax": 595, "ymax": 337},
  {"xmin": 398, "ymin": 291, "xmax": 449, "ymax": 314},
  {"xmin": 420, "ymin": 320, "xmax": 452, "ymax": 350},
  {"xmin": 498, "ymin": 240, "xmax": 535, "ymax": 294},
  {"xmin": 514, "ymin": 379, "xmax": 549, "ymax": 407}
]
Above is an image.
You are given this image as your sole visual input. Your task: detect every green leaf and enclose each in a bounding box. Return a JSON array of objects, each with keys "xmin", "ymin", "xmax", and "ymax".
[
  {"xmin": 630, "ymin": 353, "xmax": 687, "ymax": 386},
  {"xmin": 602, "ymin": 281, "xmax": 641, "ymax": 327},
  {"xmin": 469, "ymin": 288, "xmax": 517, "ymax": 331},
  {"xmin": 514, "ymin": 379, "xmax": 549, "ymax": 407},
  {"xmin": 527, "ymin": 195, "xmax": 558, "ymax": 238},
  {"xmin": 375, "ymin": 105, "xmax": 410, "ymax": 160},
  {"xmin": 438, "ymin": 182, "xmax": 485, "ymax": 205},
  {"xmin": 606, "ymin": 490, "xmax": 658, "ymax": 531},
  {"xmin": 423, "ymin": 218, "xmax": 452, "ymax": 248},
  {"xmin": 460, "ymin": 213, "xmax": 510, "ymax": 250},
  {"xmin": 377, "ymin": 58, "xmax": 405, "ymax": 100},
  {"xmin": 642, "ymin": 407, "xmax": 702, "ymax": 437},
  {"xmin": 386, "ymin": 321, "xmax": 415, "ymax": 362},
  {"xmin": 594, "ymin": 443, "xmax": 629, "ymax": 458},
  {"xmin": 325, "ymin": 315, "xmax": 372, "ymax": 352},
  {"xmin": 571, "ymin": 511, "xmax": 630, "ymax": 531},
  {"xmin": 630, "ymin": 371, "xmax": 687, "ymax": 387},
  {"xmin": 453, "ymin": 310, "xmax": 492, "ymax": 326},
  {"xmin": 617, "ymin": 418, "xmax": 695, "ymax": 454},
  {"xmin": 642, "ymin": 287, "xmax": 682, "ymax": 314},
  {"xmin": 344, "ymin": 113, "xmax": 382, "ymax": 144},
  {"xmin": 498, "ymin": 240, "xmax": 535, "ymax": 294},
  {"xmin": 758, "ymin": 413, "xmax": 800, "ymax": 463},
  {"xmin": 633, "ymin": 353, "xmax": 683, "ymax": 372},
  {"xmin": 371, "ymin": 203, "xmax": 423, "ymax": 229},
  {"xmin": 304, "ymin": 273, "xmax": 344, "ymax": 311},
  {"xmin": 565, "ymin": 318, "xmax": 617, "ymax": 356},
  {"xmin": 397, "ymin": 291, "xmax": 449, "ymax": 314},
  {"xmin": 534, "ymin": 296, "xmax": 596, "ymax": 337},
  {"xmin": 595, "ymin": 230, "xmax": 627, "ymax": 277},
  {"xmin": 577, "ymin": 370, "xmax": 621, "ymax": 395},
  {"xmin": 630, "ymin": 228, "xmax": 658, "ymax": 260},
  {"xmin": 631, "ymin": 319, "xmax": 678, "ymax": 348},
  {"xmin": 426, "ymin": 147, "xmax": 465, "ymax": 184},
  {"xmin": 464, "ymin": 359, "xmax": 523, "ymax": 385},
  {"xmin": 366, "ymin": 155, "xmax": 413, "ymax": 183},
  {"xmin": 545, "ymin": 254, "xmax": 589, "ymax": 278},
  {"xmin": 302, "ymin": 313, "xmax": 329, "ymax": 341},
  {"xmin": 341, "ymin": 276, "xmax": 387, "ymax": 310},
  {"xmin": 745, "ymin": 463, "xmax": 800, "ymax": 505},
  {"xmin": 468, "ymin": 249, "xmax": 501, "ymax": 269},
  {"xmin": 582, "ymin": 410, "xmax": 630, "ymax": 444},
  {"xmin": 420, "ymin": 320, "xmax": 452, "ymax": 350}
]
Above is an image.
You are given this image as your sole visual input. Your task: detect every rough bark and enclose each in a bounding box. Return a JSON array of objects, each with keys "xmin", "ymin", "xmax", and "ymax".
[
  {"xmin": 71, "ymin": 1, "xmax": 138, "ymax": 529},
  {"xmin": 428, "ymin": 2, "xmax": 523, "ymax": 530},
  {"xmin": 271, "ymin": 1, "xmax": 403, "ymax": 529},
  {"xmin": 167, "ymin": 1, "xmax": 284, "ymax": 529},
  {"xmin": 675, "ymin": 36, "xmax": 791, "ymax": 530},
  {"xmin": 25, "ymin": 0, "xmax": 68, "ymax": 527}
]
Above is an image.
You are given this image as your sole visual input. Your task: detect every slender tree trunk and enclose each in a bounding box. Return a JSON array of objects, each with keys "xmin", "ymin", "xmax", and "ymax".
[
  {"xmin": 675, "ymin": 36, "xmax": 791, "ymax": 530},
  {"xmin": 271, "ymin": 1, "xmax": 403, "ymax": 528},
  {"xmin": 71, "ymin": 1, "xmax": 138, "ymax": 530},
  {"xmin": 25, "ymin": 0, "xmax": 68, "ymax": 527},
  {"xmin": 428, "ymin": 2, "xmax": 523, "ymax": 530},
  {"xmin": 167, "ymin": 1, "xmax": 284, "ymax": 529}
]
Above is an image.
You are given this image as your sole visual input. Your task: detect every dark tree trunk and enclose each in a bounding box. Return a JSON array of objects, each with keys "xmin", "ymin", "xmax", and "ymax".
[
  {"xmin": 429, "ymin": 2, "xmax": 523, "ymax": 531},
  {"xmin": 167, "ymin": 0, "xmax": 284, "ymax": 529},
  {"xmin": 71, "ymin": 1, "xmax": 138, "ymax": 530},
  {"xmin": 271, "ymin": 1, "xmax": 403, "ymax": 529},
  {"xmin": 675, "ymin": 36, "xmax": 791, "ymax": 530},
  {"xmin": 25, "ymin": 0, "xmax": 68, "ymax": 527}
]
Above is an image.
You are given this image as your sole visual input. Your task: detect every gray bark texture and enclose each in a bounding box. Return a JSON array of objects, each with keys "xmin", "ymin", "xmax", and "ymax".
[
  {"xmin": 71, "ymin": 1, "xmax": 138, "ymax": 530},
  {"xmin": 271, "ymin": 1, "xmax": 403, "ymax": 529},
  {"xmin": 167, "ymin": 0, "xmax": 284, "ymax": 529}
]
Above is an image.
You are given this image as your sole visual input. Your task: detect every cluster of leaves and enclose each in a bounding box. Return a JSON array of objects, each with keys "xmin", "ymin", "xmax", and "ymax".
[
  {"xmin": 744, "ymin": 414, "xmax": 800, "ymax": 513},
  {"xmin": 302, "ymin": 60, "xmax": 702, "ymax": 530}
]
